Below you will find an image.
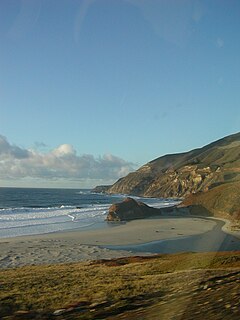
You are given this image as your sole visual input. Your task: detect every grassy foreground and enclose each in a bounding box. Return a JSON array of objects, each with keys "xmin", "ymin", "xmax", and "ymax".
[{"xmin": 0, "ymin": 251, "xmax": 240, "ymax": 319}]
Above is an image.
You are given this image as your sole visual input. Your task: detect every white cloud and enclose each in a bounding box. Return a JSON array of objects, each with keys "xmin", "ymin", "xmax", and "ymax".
[
  {"xmin": 33, "ymin": 141, "xmax": 48, "ymax": 150},
  {"xmin": 0, "ymin": 135, "xmax": 136, "ymax": 186},
  {"xmin": 52, "ymin": 144, "xmax": 76, "ymax": 157},
  {"xmin": 0, "ymin": 135, "xmax": 30, "ymax": 159}
]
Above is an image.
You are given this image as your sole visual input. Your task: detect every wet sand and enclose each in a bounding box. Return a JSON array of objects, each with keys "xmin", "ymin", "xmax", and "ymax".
[
  {"xmin": 106, "ymin": 218, "xmax": 240, "ymax": 253},
  {"xmin": 0, "ymin": 215, "xmax": 239, "ymax": 269}
]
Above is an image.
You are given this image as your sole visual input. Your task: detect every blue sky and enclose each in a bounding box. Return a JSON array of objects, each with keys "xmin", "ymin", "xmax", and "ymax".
[{"xmin": 0, "ymin": 0, "xmax": 239, "ymax": 188}]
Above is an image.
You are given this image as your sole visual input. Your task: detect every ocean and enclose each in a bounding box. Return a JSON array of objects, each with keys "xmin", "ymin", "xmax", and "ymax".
[{"xmin": 0, "ymin": 187, "xmax": 177, "ymax": 238}]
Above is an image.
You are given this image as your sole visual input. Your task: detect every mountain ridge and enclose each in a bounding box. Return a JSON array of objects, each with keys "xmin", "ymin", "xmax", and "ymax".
[
  {"xmin": 107, "ymin": 132, "xmax": 240, "ymax": 198},
  {"xmin": 93, "ymin": 132, "xmax": 240, "ymax": 222}
]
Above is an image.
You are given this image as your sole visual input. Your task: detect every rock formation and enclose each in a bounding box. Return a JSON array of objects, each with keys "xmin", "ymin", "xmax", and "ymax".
[
  {"xmin": 91, "ymin": 185, "xmax": 111, "ymax": 193},
  {"xmin": 96, "ymin": 132, "xmax": 240, "ymax": 223},
  {"xmin": 107, "ymin": 132, "xmax": 240, "ymax": 198},
  {"xmin": 107, "ymin": 197, "xmax": 161, "ymax": 221}
]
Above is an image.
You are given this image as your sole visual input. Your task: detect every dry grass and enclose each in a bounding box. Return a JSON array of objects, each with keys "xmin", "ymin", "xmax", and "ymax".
[
  {"xmin": 182, "ymin": 181, "xmax": 240, "ymax": 221},
  {"xmin": 0, "ymin": 251, "xmax": 240, "ymax": 319}
]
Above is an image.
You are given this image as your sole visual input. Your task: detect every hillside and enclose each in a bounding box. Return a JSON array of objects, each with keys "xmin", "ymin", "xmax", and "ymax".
[
  {"xmin": 1, "ymin": 252, "xmax": 240, "ymax": 319},
  {"xmin": 107, "ymin": 132, "xmax": 240, "ymax": 198},
  {"xmin": 100, "ymin": 132, "xmax": 240, "ymax": 222},
  {"xmin": 181, "ymin": 181, "xmax": 240, "ymax": 223}
]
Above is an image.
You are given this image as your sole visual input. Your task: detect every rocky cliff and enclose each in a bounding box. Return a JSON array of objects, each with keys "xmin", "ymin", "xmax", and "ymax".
[
  {"xmin": 91, "ymin": 185, "xmax": 111, "ymax": 193},
  {"xmin": 107, "ymin": 132, "xmax": 240, "ymax": 199},
  {"xmin": 101, "ymin": 132, "xmax": 240, "ymax": 223}
]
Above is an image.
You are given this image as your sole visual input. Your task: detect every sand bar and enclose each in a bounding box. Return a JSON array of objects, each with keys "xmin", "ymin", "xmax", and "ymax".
[{"xmin": 0, "ymin": 215, "xmax": 239, "ymax": 269}]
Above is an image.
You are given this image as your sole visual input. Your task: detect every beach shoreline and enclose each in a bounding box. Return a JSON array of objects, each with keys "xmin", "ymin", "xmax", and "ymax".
[{"xmin": 0, "ymin": 214, "xmax": 239, "ymax": 269}]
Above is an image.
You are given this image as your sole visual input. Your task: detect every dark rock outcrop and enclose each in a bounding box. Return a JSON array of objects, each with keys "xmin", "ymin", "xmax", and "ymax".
[{"xmin": 107, "ymin": 197, "xmax": 161, "ymax": 221}]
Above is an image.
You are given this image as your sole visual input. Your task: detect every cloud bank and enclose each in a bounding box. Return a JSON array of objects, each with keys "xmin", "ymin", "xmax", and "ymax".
[{"xmin": 0, "ymin": 135, "xmax": 135, "ymax": 187}]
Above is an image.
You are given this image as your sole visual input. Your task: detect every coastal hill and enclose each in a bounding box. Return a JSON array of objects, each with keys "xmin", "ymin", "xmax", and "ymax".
[
  {"xmin": 93, "ymin": 132, "xmax": 240, "ymax": 222},
  {"xmin": 107, "ymin": 132, "xmax": 240, "ymax": 197}
]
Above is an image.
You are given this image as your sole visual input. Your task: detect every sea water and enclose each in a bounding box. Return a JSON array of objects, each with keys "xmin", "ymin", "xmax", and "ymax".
[{"xmin": 0, "ymin": 187, "xmax": 177, "ymax": 238}]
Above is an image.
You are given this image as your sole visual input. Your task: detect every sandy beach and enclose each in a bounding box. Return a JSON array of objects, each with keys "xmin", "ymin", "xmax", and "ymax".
[{"xmin": 0, "ymin": 215, "xmax": 239, "ymax": 269}]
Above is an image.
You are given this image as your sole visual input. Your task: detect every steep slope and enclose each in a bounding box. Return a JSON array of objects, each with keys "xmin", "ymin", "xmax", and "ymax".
[
  {"xmin": 181, "ymin": 181, "xmax": 240, "ymax": 223},
  {"xmin": 107, "ymin": 132, "xmax": 240, "ymax": 198}
]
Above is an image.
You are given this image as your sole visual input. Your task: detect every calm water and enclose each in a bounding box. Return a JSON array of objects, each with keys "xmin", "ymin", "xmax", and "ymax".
[{"xmin": 0, "ymin": 187, "xmax": 176, "ymax": 238}]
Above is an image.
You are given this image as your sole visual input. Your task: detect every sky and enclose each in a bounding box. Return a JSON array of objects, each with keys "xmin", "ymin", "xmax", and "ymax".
[{"xmin": 0, "ymin": 0, "xmax": 240, "ymax": 188}]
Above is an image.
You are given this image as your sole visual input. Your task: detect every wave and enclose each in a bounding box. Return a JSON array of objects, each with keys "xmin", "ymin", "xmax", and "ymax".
[
  {"xmin": 0, "ymin": 196, "xmax": 177, "ymax": 238},
  {"xmin": 76, "ymin": 190, "xmax": 91, "ymax": 195},
  {"xmin": 0, "ymin": 204, "xmax": 109, "ymax": 230}
]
